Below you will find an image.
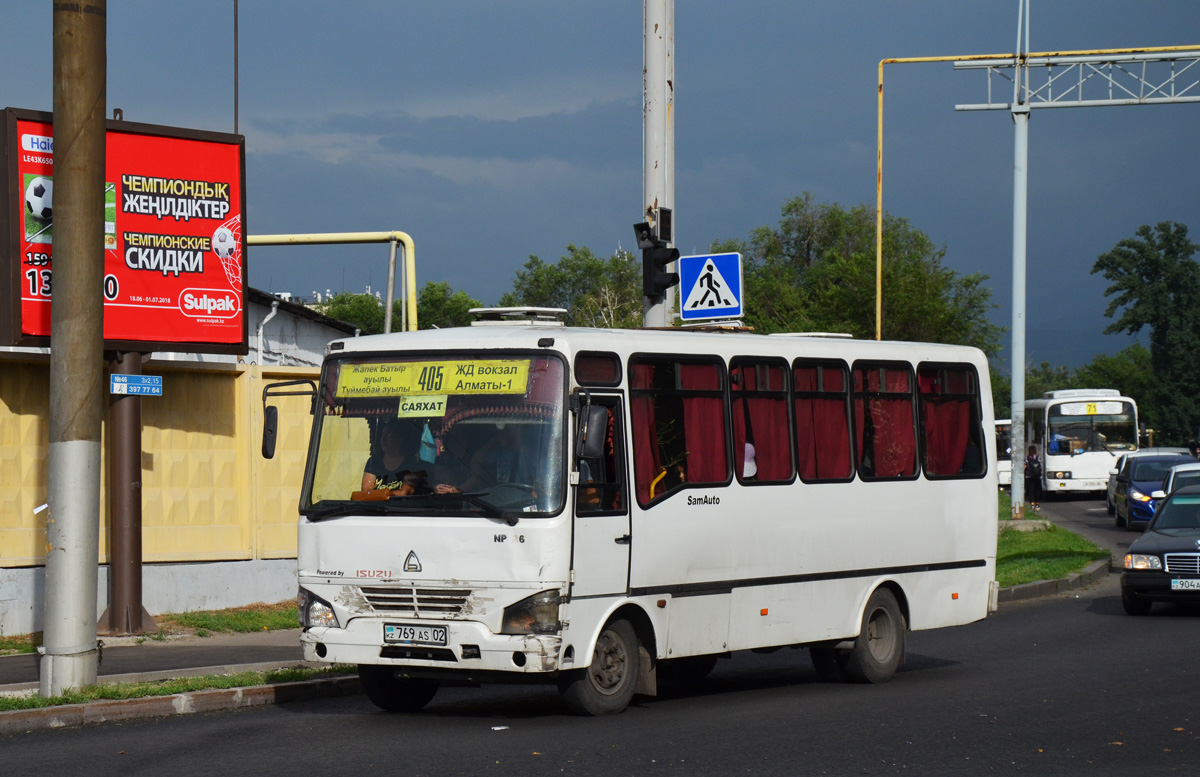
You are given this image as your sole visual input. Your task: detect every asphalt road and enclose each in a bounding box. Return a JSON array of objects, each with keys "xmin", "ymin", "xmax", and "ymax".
[{"xmin": 5, "ymin": 493, "xmax": 1199, "ymax": 777}]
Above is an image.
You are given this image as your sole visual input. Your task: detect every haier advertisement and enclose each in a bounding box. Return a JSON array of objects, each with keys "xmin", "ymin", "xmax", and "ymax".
[{"xmin": 2, "ymin": 108, "xmax": 247, "ymax": 353}]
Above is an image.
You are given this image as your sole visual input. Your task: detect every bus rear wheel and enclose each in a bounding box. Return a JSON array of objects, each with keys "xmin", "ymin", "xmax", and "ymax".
[
  {"xmin": 842, "ymin": 588, "xmax": 905, "ymax": 684},
  {"xmin": 559, "ymin": 618, "xmax": 639, "ymax": 715},
  {"xmin": 358, "ymin": 664, "xmax": 439, "ymax": 712}
]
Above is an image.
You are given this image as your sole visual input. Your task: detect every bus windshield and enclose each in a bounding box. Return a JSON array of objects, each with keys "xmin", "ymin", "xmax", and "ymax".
[
  {"xmin": 1046, "ymin": 400, "xmax": 1136, "ymax": 455},
  {"xmin": 302, "ymin": 353, "xmax": 566, "ymax": 519}
]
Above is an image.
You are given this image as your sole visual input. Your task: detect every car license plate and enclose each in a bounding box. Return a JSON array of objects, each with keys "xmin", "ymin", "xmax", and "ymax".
[
  {"xmin": 1170, "ymin": 579, "xmax": 1200, "ymax": 591},
  {"xmin": 384, "ymin": 623, "xmax": 448, "ymax": 646}
]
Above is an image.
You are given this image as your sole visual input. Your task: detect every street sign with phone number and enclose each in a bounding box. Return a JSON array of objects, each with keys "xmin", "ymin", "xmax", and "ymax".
[{"xmin": 110, "ymin": 374, "xmax": 163, "ymax": 396}]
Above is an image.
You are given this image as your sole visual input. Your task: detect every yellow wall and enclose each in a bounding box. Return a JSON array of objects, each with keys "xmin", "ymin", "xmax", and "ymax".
[{"xmin": 0, "ymin": 356, "xmax": 318, "ymax": 568}]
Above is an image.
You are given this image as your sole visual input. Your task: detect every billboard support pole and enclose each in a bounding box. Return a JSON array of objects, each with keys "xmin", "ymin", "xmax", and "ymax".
[
  {"xmin": 41, "ymin": 1, "xmax": 107, "ymax": 697},
  {"xmin": 99, "ymin": 351, "xmax": 157, "ymax": 635}
]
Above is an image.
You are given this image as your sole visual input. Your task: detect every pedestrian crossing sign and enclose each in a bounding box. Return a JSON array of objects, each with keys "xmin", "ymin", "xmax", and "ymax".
[{"xmin": 678, "ymin": 252, "xmax": 743, "ymax": 321}]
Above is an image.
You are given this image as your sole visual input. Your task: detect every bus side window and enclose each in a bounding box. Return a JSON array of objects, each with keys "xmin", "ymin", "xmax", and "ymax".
[
  {"xmin": 577, "ymin": 403, "xmax": 624, "ymax": 514},
  {"xmin": 730, "ymin": 358, "xmax": 793, "ymax": 484},
  {"xmin": 629, "ymin": 356, "xmax": 729, "ymax": 505},
  {"xmin": 794, "ymin": 359, "xmax": 853, "ymax": 482},
  {"xmin": 917, "ymin": 363, "xmax": 985, "ymax": 478},
  {"xmin": 852, "ymin": 362, "xmax": 918, "ymax": 480}
]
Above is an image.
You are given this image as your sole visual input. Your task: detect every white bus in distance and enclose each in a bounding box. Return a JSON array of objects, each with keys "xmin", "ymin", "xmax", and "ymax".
[
  {"xmin": 995, "ymin": 419, "xmax": 1012, "ymax": 487},
  {"xmin": 264, "ymin": 311, "xmax": 999, "ymax": 716},
  {"xmin": 1024, "ymin": 389, "xmax": 1139, "ymax": 494}
]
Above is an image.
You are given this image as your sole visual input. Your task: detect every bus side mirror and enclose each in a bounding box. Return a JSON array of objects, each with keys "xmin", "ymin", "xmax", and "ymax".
[
  {"xmin": 580, "ymin": 405, "xmax": 608, "ymax": 460},
  {"xmin": 260, "ymin": 378, "xmax": 317, "ymax": 460},
  {"xmin": 262, "ymin": 405, "xmax": 279, "ymax": 459}
]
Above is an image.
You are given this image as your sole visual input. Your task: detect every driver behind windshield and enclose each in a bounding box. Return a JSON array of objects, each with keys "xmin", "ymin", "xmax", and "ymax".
[{"xmin": 434, "ymin": 423, "xmax": 532, "ymax": 495}]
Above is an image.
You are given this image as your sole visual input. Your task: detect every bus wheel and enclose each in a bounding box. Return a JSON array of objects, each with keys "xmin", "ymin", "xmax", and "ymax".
[
  {"xmin": 842, "ymin": 588, "xmax": 906, "ymax": 684},
  {"xmin": 358, "ymin": 665, "xmax": 439, "ymax": 712},
  {"xmin": 809, "ymin": 647, "xmax": 849, "ymax": 682},
  {"xmin": 559, "ymin": 619, "xmax": 639, "ymax": 715}
]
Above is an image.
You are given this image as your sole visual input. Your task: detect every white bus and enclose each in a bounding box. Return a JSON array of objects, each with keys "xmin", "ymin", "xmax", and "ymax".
[
  {"xmin": 1024, "ymin": 389, "xmax": 1139, "ymax": 494},
  {"xmin": 265, "ymin": 312, "xmax": 998, "ymax": 715},
  {"xmin": 995, "ymin": 419, "xmax": 1012, "ymax": 487}
]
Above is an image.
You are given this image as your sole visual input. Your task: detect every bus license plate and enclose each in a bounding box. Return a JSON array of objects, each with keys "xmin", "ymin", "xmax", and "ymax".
[
  {"xmin": 384, "ymin": 623, "xmax": 448, "ymax": 646},
  {"xmin": 1170, "ymin": 579, "xmax": 1200, "ymax": 591}
]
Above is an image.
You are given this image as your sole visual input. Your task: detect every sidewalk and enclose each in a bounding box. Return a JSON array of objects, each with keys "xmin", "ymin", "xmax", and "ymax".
[{"xmin": 0, "ymin": 628, "xmax": 361, "ymax": 735}]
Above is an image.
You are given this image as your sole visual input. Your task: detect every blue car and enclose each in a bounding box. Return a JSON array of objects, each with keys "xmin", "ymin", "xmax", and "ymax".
[{"xmin": 1115, "ymin": 454, "xmax": 1189, "ymax": 531}]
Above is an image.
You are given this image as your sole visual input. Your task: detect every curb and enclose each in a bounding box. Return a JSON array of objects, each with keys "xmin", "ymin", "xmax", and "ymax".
[
  {"xmin": 0, "ymin": 673, "xmax": 361, "ymax": 736},
  {"xmin": 997, "ymin": 557, "xmax": 1114, "ymax": 603}
]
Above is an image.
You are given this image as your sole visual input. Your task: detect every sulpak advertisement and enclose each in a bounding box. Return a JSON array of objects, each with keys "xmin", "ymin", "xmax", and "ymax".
[{"xmin": 3, "ymin": 107, "xmax": 247, "ymax": 354}]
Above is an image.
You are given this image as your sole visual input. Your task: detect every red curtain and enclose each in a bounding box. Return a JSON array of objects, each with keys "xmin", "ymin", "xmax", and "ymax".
[
  {"xmin": 794, "ymin": 365, "xmax": 852, "ymax": 480},
  {"xmin": 680, "ymin": 364, "xmax": 727, "ymax": 483},
  {"xmin": 922, "ymin": 397, "xmax": 970, "ymax": 475},
  {"xmin": 855, "ymin": 367, "xmax": 916, "ymax": 478},
  {"xmin": 629, "ymin": 364, "xmax": 661, "ymax": 505}
]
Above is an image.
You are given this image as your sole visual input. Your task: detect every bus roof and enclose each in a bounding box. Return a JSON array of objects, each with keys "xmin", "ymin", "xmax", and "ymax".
[{"xmin": 324, "ymin": 325, "xmax": 989, "ymax": 368}]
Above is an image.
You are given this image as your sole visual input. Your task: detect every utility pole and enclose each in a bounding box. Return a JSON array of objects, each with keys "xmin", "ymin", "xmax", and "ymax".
[
  {"xmin": 42, "ymin": 1, "xmax": 107, "ymax": 696},
  {"xmin": 642, "ymin": 0, "xmax": 676, "ymax": 326}
]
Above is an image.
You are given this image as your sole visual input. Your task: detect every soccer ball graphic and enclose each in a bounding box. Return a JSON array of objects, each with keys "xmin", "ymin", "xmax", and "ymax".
[
  {"xmin": 212, "ymin": 226, "xmax": 236, "ymax": 259},
  {"xmin": 25, "ymin": 177, "xmax": 53, "ymax": 223}
]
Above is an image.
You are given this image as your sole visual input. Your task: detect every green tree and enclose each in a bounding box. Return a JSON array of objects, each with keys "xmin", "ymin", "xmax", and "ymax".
[
  {"xmin": 712, "ymin": 194, "xmax": 1003, "ymax": 356},
  {"xmin": 412, "ymin": 281, "xmax": 482, "ymax": 329},
  {"xmin": 500, "ymin": 245, "xmax": 642, "ymax": 328},
  {"xmin": 324, "ymin": 292, "xmax": 384, "ymax": 334},
  {"xmin": 1093, "ymin": 222, "xmax": 1200, "ymax": 443}
]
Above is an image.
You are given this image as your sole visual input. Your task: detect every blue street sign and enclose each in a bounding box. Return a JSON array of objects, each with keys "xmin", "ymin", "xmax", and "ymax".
[
  {"xmin": 678, "ymin": 252, "xmax": 743, "ymax": 321},
  {"xmin": 110, "ymin": 374, "xmax": 163, "ymax": 396}
]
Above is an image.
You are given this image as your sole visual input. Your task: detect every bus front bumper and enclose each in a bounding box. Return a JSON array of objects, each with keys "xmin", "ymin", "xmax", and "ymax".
[
  {"xmin": 1049, "ymin": 478, "xmax": 1106, "ymax": 492},
  {"xmin": 301, "ymin": 617, "xmax": 564, "ymax": 674}
]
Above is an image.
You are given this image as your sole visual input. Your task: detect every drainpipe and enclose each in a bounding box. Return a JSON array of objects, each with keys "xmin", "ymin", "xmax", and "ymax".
[{"xmin": 257, "ymin": 300, "xmax": 279, "ymax": 365}]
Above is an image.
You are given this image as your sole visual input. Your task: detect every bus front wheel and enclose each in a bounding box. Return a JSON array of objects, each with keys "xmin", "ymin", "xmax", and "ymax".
[
  {"xmin": 842, "ymin": 588, "xmax": 906, "ymax": 684},
  {"xmin": 559, "ymin": 618, "xmax": 639, "ymax": 715},
  {"xmin": 358, "ymin": 664, "xmax": 439, "ymax": 712}
]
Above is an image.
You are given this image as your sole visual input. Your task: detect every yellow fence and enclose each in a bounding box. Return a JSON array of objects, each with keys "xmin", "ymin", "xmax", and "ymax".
[{"xmin": 0, "ymin": 356, "xmax": 317, "ymax": 568}]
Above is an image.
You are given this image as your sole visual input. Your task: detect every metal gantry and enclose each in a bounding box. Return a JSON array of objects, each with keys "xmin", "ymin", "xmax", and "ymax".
[{"xmin": 955, "ymin": 48, "xmax": 1200, "ymax": 111}]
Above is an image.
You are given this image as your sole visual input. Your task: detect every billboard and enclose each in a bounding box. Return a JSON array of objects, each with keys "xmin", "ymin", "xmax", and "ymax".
[{"xmin": 1, "ymin": 107, "xmax": 247, "ymax": 354}]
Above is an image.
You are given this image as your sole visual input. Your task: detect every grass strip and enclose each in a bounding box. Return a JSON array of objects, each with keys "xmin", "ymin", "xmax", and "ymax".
[
  {"xmin": 995, "ymin": 489, "xmax": 1110, "ymax": 587},
  {"xmin": 1, "ymin": 601, "xmax": 299, "ymax": 656},
  {"xmin": 0, "ymin": 665, "xmax": 356, "ymax": 712}
]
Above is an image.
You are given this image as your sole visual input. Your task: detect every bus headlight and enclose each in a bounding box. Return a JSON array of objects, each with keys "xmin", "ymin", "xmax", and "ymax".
[
  {"xmin": 1052, "ymin": 471, "xmax": 1071, "ymax": 480},
  {"xmin": 1124, "ymin": 554, "xmax": 1162, "ymax": 570},
  {"xmin": 1130, "ymin": 488, "xmax": 1152, "ymax": 503},
  {"xmin": 501, "ymin": 589, "xmax": 563, "ymax": 635},
  {"xmin": 299, "ymin": 589, "xmax": 340, "ymax": 630}
]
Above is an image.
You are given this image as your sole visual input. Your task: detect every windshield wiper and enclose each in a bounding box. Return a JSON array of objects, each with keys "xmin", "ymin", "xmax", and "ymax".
[
  {"xmin": 304, "ymin": 501, "xmax": 397, "ymax": 521},
  {"xmin": 428, "ymin": 491, "xmax": 521, "ymax": 525}
]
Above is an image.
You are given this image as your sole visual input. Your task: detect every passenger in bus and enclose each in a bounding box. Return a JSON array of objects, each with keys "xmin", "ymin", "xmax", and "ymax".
[{"xmin": 362, "ymin": 419, "xmax": 429, "ymax": 495}]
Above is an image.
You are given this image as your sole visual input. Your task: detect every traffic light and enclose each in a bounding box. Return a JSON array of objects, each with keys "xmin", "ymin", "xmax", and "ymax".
[
  {"xmin": 643, "ymin": 244, "xmax": 679, "ymax": 299},
  {"xmin": 634, "ymin": 222, "xmax": 679, "ymax": 300}
]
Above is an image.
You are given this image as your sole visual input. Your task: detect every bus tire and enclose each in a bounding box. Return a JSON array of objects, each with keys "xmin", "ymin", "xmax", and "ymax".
[
  {"xmin": 809, "ymin": 647, "xmax": 850, "ymax": 682},
  {"xmin": 842, "ymin": 588, "xmax": 905, "ymax": 684},
  {"xmin": 559, "ymin": 618, "xmax": 639, "ymax": 715},
  {"xmin": 358, "ymin": 664, "xmax": 439, "ymax": 712}
]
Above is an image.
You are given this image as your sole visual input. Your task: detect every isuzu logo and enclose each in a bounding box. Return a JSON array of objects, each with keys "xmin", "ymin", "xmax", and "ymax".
[{"xmin": 404, "ymin": 551, "xmax": 422, "ymax": 573}]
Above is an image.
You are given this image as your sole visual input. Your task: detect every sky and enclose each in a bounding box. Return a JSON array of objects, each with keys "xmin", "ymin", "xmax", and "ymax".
[{"xmin": 3, "ymin": 1, "xmax": 1199, "ymax": 368}]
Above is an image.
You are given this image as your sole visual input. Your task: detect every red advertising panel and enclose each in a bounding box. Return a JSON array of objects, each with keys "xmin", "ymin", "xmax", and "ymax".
[{"xmin": 2, "ymin": 108, "xmax": 247, "ymax": 354}]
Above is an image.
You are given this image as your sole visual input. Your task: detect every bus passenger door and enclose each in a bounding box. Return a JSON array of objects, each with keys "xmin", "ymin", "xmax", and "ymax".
[{"xmin": 570, "ymin": 395, "xmax": 631, "ymax": 597}]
